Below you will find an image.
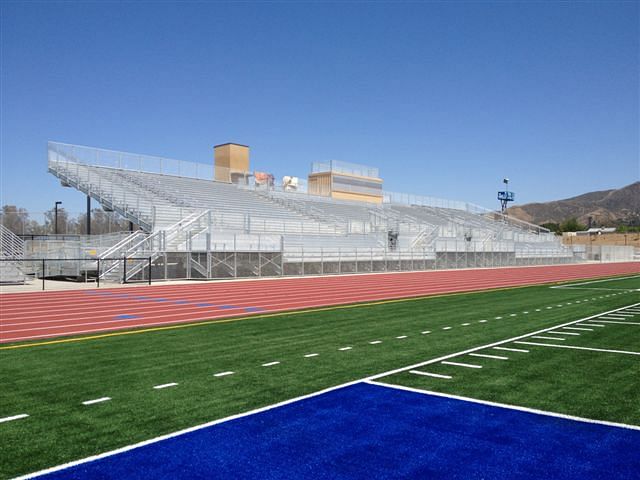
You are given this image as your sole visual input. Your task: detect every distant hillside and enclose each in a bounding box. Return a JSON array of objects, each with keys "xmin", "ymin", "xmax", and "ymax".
[{"xmin": 506, "ymin": 182, "xmax": 640, "ymax": 227}]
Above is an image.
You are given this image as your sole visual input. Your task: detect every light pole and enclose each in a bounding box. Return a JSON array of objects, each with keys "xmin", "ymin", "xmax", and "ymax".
[{"xmin": 54, "ymin": 201, "xmax": 62, "ymax": 235}]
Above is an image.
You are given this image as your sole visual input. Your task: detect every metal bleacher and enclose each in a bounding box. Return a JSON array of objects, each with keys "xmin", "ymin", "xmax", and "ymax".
[{"xmin": 46, "ymin": 141, "xmax": 575, "ymax": 282}]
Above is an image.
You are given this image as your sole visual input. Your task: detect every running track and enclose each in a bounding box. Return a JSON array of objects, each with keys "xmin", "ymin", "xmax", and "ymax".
[{"xmin": 1, "ymin": 263, "xmax": 639, "ymax": 344}]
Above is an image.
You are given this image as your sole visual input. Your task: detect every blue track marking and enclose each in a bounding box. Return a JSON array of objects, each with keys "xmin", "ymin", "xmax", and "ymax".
[
  {"xmin": 35, "ymin": 383, "xmax": 640, "ymax": 479},
  {"xmin": 114, "ymin": 314, "xmax": 140, "ymax": 320}
]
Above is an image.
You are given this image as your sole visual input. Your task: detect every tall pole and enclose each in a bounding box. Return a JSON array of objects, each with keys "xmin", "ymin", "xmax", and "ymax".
[
  {"xmin": 54, "ymin": 201, "xmax": 62, "ymax": 235},
  {"xmin": 86, "ymin": 196, "xmax": 91, "ymax": 235}
]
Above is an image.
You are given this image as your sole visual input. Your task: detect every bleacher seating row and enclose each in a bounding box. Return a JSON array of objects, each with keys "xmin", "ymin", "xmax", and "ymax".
[{"xmin": 47, "ymin": 144, "xmax": 572, "ymax": 265}]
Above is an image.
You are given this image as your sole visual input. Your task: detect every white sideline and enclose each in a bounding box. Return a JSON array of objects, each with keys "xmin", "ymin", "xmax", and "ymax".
[
  {"xmin": 551, "ymin": 274, "xmax": 640, "ymax": 288},
  {"xmin": 514, "ymin": 341, "xmax": 640, "ymax": 356},
  {"xmin": 15, "ymin": 301, "xmax": 640, "ymax": 480},
  {"xmin": 365, "ymin": 380, "xmax": 640, "ymax": 432}
]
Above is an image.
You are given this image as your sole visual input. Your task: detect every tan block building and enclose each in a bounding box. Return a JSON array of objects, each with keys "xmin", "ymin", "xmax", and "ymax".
[
  {"xmin": 308, "ymin": 161, "xmax": 383, "ymax": 204},
  {"xmin": 214, "ymin": 143, "xmax": 250, "ymax": 183}
]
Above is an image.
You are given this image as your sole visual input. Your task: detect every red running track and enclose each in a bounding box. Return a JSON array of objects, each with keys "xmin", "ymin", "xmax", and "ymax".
[{"xmin": 1, "ymin": 262, "xmax": 639, "ymax": 344}]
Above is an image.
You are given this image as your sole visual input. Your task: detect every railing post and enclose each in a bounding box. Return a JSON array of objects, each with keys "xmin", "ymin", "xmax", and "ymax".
[
  {"xmin": 148, "ymin": 256, "xmax": 152, "ymax": 285},
  {"xmin": 122, "ymin": 255, "xmax": 127, "ymax": 283}
]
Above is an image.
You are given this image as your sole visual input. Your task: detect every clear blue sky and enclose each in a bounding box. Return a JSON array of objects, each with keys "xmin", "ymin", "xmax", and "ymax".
[{"xmin": 1, "ymin": 1, "xmax": 638, "ymax": 214}]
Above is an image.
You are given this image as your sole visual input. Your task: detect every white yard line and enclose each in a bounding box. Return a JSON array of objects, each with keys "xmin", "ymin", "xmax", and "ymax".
[
  {"xmin": 365, "ymin": 381, "xmax": 640, "ymax": 432},
  {"xmin": 469, "ymin": 353, "xmax": 508, "ymax": 360},
  {"xmin": 368, "ymin": 341, "xmax": 382, "ymax": 344},
  {"xmin": 213, "ymin": 371, "xmax": 234, "ymax": 377},
  {"xmin": 0, "ymin": 413, "xmax": 29, "ymax": 424},
  {"xmin": 420, "ymin": 331, "xmax": 431, "ymax": 335},
  {"xmin": 409, "ymin": 370, "xmax": 452, "ymax": 379},
  {"xmin": 514, "ymin": 341, "xmax": 640, "ymax": 356},
  {"xmin": 493, "ymin": 346, "xmax": 529, "ymax": 353},
  {"xmin": 261, "ymin": 361, "xmax": 280, "ymax": 367},
  {"xmin": 339, "ymin": 346, "xmax": 353, "ymax": 351},
  {"xmin": 441, "ymin": 361, "xmax": 482, "ymax": 369},
  {"xmin": 531, "ymin": 336, "xmax": 566, "ymax": 341},
  {"xmin": 548, "ymin": 331, "xmax": 580, "ymax": 336},
  {"xmin": 594, "ymin": 320, "xmax": 640, "ymax": 326},
  {"xmin": 396, "ymin": 335, "xmax": 408, "ymax": 339},
  {"xmin": 153, "ymin": 383, "xmax": 178, "ymax": 390},
  {"xmin": 82, "ymin": 397, "xmax": 111, "ymax": 406},
  {"xmin": 579, "ymin": 323, "xmax": 604, "ymax": 327},
  {"xmin": 304, "ymin": 353, "xmax": 319, "ymax": 357},
  {"xmin": 563, "ymin": 327, "xmax": 593, "ymax": 331}
]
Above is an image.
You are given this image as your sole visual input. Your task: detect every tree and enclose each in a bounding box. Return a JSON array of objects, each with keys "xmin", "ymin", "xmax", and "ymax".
[
  {"xmin": 559, "ymin": 217, "xmax": 586, "ymax": 233},
  {"xmin": 540, "ymin": 222, "xmax": 561, "ymax": 234}
]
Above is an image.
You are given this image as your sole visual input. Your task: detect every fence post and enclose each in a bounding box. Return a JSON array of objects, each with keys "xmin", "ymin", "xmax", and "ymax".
[
  {"xmin": 123, "ymin": 255, "xmax": 127, "ymax": 284},
  {"xmin": 97, "ymin": 258, "xmax": 100, "ymax": 288},
  {"xmin": 42, "ymin": 258, "xmax": 45, "ymax": 291},
  {"xmin": 148, "ymin": 256, "xmax": 152, "ymax": 285}
]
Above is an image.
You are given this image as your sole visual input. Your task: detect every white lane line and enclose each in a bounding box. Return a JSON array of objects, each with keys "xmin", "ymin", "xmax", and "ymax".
[
  {"xmin": 261, "ymin": 361, "xmax": 280, "ymax": 367},
  {"xmin": 442, "ymin": 327, "xmax": 452, "ymax": 330},
  {"xmin": 213, "ymin": 371, "xmax": 234, "ymax": 377},
  {"xmin": 441, "ymin": 361, "xmax": 482, "ymax": 369},
  {"xmin": 469, "ymin": 353, "xmax": 508, "ymax": 360},
  {"xmin": 579, "ymin": 323, "xmax": 605, "ymax": 327},
  {"xmin": 366, "ymin": 381, "xmax": 640, "ymax": 432},
  {"xmin": 531, "ymin": 336, "xmax": 566, "ymax": 341},
  {"xmin": 0, "ymin": 414, "xmax": 29, "ymax": 424},
  {"xmin": 564, "ymin": 326, "xmax": 593, "ymax": 331},
  {"xmin": 339, "ymin": 346, "xmax": 353, "ymax": 351},
  {"xmin": 420, "ymin": 331, "xmax": 431, "ymax": 335},
  {"xmin": 304, "ymin": 353, "xmax": 319, "ymax": 357},
  {"xmin": 396, "ymin": 335, "xmax": 408, "ymax": 339},
  {"xmin": 493, "ymin": 346, "xmax": 529, "ymax": 353},
  {"xmin": 369, "ymin": 341, "xmax": 382, "ymax": 344},
  {"xmin": 82, "ymin": 397, "xmax": 111, "ymax": 406},
  {"xmin": 548, "ymin": 331, "xmax": 580, "ymax": 336},
  {"xmin": 515, "ymin": 342, "xmax": 640, "ymax": 356},
  {"xmin": 153, "ymin": 383, "xmax": 178, "ymax": 390},
  {"xmin": 409, "ymin": 370, "xmax": 452, "ymax": 379},
  {"xmin": 595, "ymin": 320, "xmax": 640, "ymax": 326}
]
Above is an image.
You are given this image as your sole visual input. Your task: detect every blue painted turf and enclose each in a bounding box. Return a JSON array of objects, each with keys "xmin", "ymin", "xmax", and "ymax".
[{"xmin": 37, "ymin": 383, "xmax": 640, "ymax": 479}]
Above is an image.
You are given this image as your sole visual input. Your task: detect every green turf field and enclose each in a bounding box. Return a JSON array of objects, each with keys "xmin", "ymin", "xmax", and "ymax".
[{"xmin": 1, "ymin": 275, "xmax": 639, "ymax": 478}]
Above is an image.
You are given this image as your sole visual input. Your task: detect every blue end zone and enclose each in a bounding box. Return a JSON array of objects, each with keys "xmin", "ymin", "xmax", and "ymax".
[{"xmin": 36, "ymin": 383, "xmax": 640, "ymax": 479}]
